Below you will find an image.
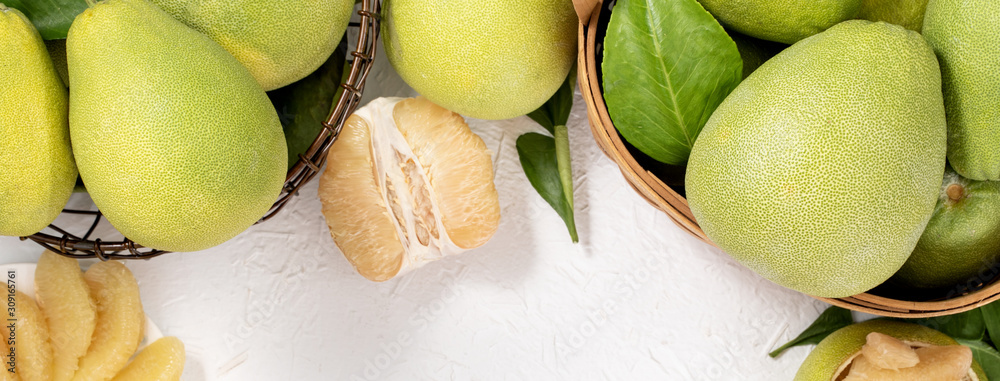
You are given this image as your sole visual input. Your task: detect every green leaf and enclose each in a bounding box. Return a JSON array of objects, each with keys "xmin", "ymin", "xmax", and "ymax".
[
  {"xmin": 602, "ymin": 0, "xmax": 742, "ymax": 166},
  {"xmin": 268, "ymin": 40, "xmax": 347, "ymax": 170},
  {"xmin": 982, "ymin": 302, "xmax": 1000, "ymax": 347},
  {"xmin": 957, "ymin": 339, "xmax": 1000, "ymax": 380},
  {"xmin": 4, "ymin": 0, "xmax": 88, "ymax": 40},
  {"xmin": 769, "ymin": 306, "xmax": 853, "ymax": 358},
  {"xmin": 527, "ymin": 73, "xmax": 574, "ymax": 134},
  {"xmin": 912, "ymin": 308, "xmax": 986, "ymax": 341},
  {"xmin": 517, "ymin": 133, "xmax": 578, "ymax": 242}
]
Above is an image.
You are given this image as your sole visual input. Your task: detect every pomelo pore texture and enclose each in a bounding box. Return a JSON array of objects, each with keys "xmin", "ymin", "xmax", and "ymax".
[
  {"xmin": 697, "ymin": 0, "xmax": 863, "ymax": 44},
  {"xmin": 685, "ymin": 20, "xmax": 946, "ymax": 298},
  {"xmin": 67, "ymin": 0, "xmax": 287, "ymax": 252},
  {"xmin": 382, "ymin": 0, "xmax": 577, "ymax": 120},
  {"xmin": 149, "ymin": 0, "xmax": 355, "ymax": 91},
  {"xmin": 794, "ymin": 319, "xmax": 987, "ymax": 381},
  {"xmin": 0, "ymin": 6, "xmax": 76, "ymax": 237}
]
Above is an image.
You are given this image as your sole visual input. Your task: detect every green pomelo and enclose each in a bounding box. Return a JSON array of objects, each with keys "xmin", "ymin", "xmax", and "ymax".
[
  {"xmin": 858, "ymin": 0, "xmax": 929, "ymax": 31},
  {"xmin": 889, "ymin": 166, "xmax": 1000, "ymax": 292},
  {"xmin": 728, "ymin": 30, "xmax": 786, "ymax": 79},
  {"xmin": 697, "ymin": 0, "xmax": 863, "ymax": 44},
  {"xmin": 149, "ymin": 0, "xmax": 354, "ymax": 91},
  {"xmin": 923, "ymin": 0, "xmax": 1000, "ymax": 181},
  {"xmin": 686, "ymin": 20, "xmax": 946, "ymax": 298},
  {"xmin": 795, "ymin": 320, "xmax": 986, "ymax": 381},
  {"xmin": 67, "ymin": 0, "xmax": 286, "ymax": 252},
  {"xmin": 0, "ymin": 5, "xmax": 76, "ymax": 237},
  {"xmin": 382, "ymin": 0, "xmax": 577, "ymax": 120}
]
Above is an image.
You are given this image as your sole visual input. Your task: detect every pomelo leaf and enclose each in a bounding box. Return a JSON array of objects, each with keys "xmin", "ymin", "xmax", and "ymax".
[
  {"xmin": 268, "ymin": 40, "xmax": 347, "ymax": 170},
  {"xmin": 602, "ymin": 0, "xmax": 741, "ymax": 165},
  {"xmin": 527, "ymin": 69, "xmax": 575, "ymax": 134},
  {"xmin": 982, "ymin": 302, "xmax": 1000, "ymax": 347},
  {"xmin": 912, "ymin": 308, "xmax": 986, "ymax": 341},
  {"xmin": 956, "ymin": 339, "xmax": 1000, "ymax": 380},
  {"xmin": 769, "ymin": 306, "xmax": 853, "ymax": 358},
  {"xmin": 517, "ymin": 132, "xmax": 578, "ymax": 243},
  {"xmin": 3, "ymin": 0, "xmax": 87, "ymax": 40}
]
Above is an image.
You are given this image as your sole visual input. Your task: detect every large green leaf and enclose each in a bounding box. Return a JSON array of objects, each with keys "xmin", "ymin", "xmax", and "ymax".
[
  {"xmin": 957, "ymin": 339, "xmax": 1000, "ymax": 380},
  {"xmin": 4, "ymin": 0, "xmax": 88, "ymax": 40},
  {"xmin": 602, "ymin": 0, "xmax": 741, "ymax": 165},
  {"xmin": 912, "ymin": 308, "xmax": 986, "ymax": 341},
  {"xmin": 769, "ymin": 306, "xmax": 853, "ymax": 358},
  {"xmin": 982, "ymin": 301, "xmax": 1000, "ymax": 347}
]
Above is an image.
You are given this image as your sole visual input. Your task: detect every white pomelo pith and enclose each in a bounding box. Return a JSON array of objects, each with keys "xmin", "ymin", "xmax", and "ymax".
[{"xmin": 686, "ymin": 20, "xmax": 946, "ymax": 298}]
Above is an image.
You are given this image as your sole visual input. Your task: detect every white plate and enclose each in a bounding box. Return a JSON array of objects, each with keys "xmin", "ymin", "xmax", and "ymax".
[{"xmin": 1, "ymin": 262, "xmax": 163, "ymax": 350}]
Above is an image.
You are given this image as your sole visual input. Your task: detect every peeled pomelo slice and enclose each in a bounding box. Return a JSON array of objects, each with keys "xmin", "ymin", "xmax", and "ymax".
[
  {"xmin": 110, "ymin": 337, "xmax": 184, "ymax": 381},
  {"xmin": 794, "ymin": 320, "xmax": 985, "ymax": 381},
  {"xmin": 860, "ymin": 332, "xmax": 919, "ymax": 370},
  {"xmin": 318, "ymin": 97, "xmax": 500, "ymax": 281},
  {"xmin": 72, "ymin": 262, "xmax": 144, "ymax": 381},
  {"xmin": 0, "ymin": 328, "xmax": 19, "ymax": 381},
  {"xmin": 11, "ymin": 291, "xmax": 53, "ymax": 381},
  {"xmin": 35, "ymin": 252, "xmax": 96, "ymax": 381}
]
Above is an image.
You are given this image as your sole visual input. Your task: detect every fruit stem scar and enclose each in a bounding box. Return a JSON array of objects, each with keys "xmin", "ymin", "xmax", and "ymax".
[{"xmin": 946, "ymin": 183, "xmax": 965, "ymax": 202}]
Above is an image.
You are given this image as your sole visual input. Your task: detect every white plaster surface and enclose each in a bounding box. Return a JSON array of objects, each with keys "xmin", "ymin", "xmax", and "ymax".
[{"xmin": 0, "ymin": 25, "xmax": 836, "ymax": 381}]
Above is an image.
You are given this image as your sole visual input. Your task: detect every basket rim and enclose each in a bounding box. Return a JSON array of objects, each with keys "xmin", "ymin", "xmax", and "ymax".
[
  {"xmin": 578, "ymin": 0, "xmax": 1000, "ymax": 318},
  {"xmin": 22, "ymin": 0, "xmax": 383, "ymax": 260}
]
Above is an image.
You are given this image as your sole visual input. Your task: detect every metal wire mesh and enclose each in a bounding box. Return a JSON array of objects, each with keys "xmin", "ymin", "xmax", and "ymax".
[{"xmin": 22, "ymin": 0, "xmax": 382, "ymax": 260}]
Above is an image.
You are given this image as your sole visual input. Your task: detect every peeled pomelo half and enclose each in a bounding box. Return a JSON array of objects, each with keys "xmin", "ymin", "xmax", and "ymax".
[
  {"xmin": 110, "ymin": 337, "xmax": 184, "ymax": 381},
  {"xmin": 35, "ymin": 252, "xmax": 96, "ymax": 381},
  {"xmin": 318, "ymin": 97, "xmax": 500, "ymax": 281},
  {"xmin": 795, "ymin": 320, "xmax": 986, "ymax": 381},
  {"xmin": 11, "ymin": 291, "xmax": 53, "ymax": 381},
  {"xmin": 73, "ymin": 261, "xmax": 144, "ymax": 381}
]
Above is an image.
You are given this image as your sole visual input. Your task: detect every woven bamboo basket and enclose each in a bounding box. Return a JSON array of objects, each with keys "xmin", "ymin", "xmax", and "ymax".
[
  {"xmin": 21, "ymin": 0, "xmax": 381, "ymax": 260},
  {"xmin": 575, "ymin": 0, "xmax": 1000, "ymax": 318}
]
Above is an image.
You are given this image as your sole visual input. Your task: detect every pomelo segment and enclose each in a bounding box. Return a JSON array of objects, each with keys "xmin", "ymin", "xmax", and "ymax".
[
  {"xmin": 319, "ymin": 97, "xmax": 500, "ymax": 281},
  {"xmin": 794, "ymin": 320, "xmax": 984, "ymax": 381},
  {"xmin": 110, "ymin": 337, "xmax": 184, "ymax": 381},
  {"xmin": 11, "ymin": 291, "xmax": 53, "ymax": 381},
  {"xmin": 860, "ymin": 332, "xmax": 919, "ymax": 370},
  {"xmin": 72, "ymin": 262, "xmax": 144, "ymax": 381},
  {"xmin": 35, "ymin": 252, "xmax": 96, "ymax": 381}
]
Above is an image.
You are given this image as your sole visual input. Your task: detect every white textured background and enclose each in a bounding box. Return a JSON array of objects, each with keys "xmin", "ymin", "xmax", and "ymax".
[{"xmin": 0, "ymin": 23, "xmax": 836, "ymax": 381}]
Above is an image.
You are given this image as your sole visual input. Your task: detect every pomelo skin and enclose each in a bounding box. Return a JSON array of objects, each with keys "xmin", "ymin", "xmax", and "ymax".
[
  {"xmin": 697, "ymin": 0, "xmax": 863, "ymax": 44},
  {"xmin": 148, "ymin": 0, "xmax": 355, "ymax": 91},
  {"xmin": 68, "ymin": 0, "xmax": 287, "ymax": 252},
  {"xmin": 923, "ymin": 0, "xmax": 1000, "ymax": 181},
  {"xmin": 382, "ymin": 0, "xmax": 577, "ymax": 120},
  {"xmin": 794, "ymin": 320, "xmax": 987, "ymax": 381},
  {"xmin": 889, "ymin": 166, "xmax": 1000, "ymax": 292},
  {"xmin": 858, "ymin": 0, "xmax": 929, "ymax": 32},
  {"xmin": 686, "ymin": 21, "xmax": 946, "ymax": 298},
  {"xmin": 0, "ymin": 6, "xmax": 77, "ymax": 237}
]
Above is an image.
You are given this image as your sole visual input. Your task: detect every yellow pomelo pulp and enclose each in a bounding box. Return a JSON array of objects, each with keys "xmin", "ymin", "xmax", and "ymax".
[
  {"xmin": 318, "ymin": 97, "xmax": 500, "ymax": 281},
  {"xmin": 0, "ymin": 6, "xmax": 76, "ymax": 237},
  {"xmin": 110, "ymin": 337, "xmax": 184, "ymax": 381},
  {"xmin": 67, "ymin": 0, "xmax": 287, "ymax": 252},
  {"xmin": 73, "ymin": 262, "xmax": 144, "ymax": 381},
  {"xmin": 382, "ymin": 0, "xmax": 577, "ymax": 120},
  {"xmin": 11, "ymin": 291, "xmax": 53, "ymax": 381},
  {"xmin": 686, "ymin": 20, "xmax": 946, "ymax": 298},
  {"xmin": 35, "ymin": 252, "xmax": 96, "ymax": 381},
  {"xmin": 148, "ymin": 0, "xmax": 354, "ymax": 91},
  {"xmin": 795, "ymin": 320, "xmax": 986, "ymax": 381}
]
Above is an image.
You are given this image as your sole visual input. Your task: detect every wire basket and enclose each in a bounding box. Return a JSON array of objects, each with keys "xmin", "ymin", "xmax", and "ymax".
[
  {"xmin": 577, "ymin": 0, "xmax": 1000, "ymax": 318},
  {"xmin": 21, "ymin": 0, "xmax": 381, "ymax": 261}
]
